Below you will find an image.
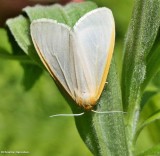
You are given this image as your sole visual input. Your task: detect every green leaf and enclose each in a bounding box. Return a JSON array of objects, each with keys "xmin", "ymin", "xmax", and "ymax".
[
  {"xmin": 0, "ymin": 28, "xmax": 26, "ymax": 61},
  {"xmin": 23, "ymin": 2, "xmax": 97, "ymax": 27},
  {"xmin": 6, "ymin": 15, "xmax": 43, "ymax": 90},
  {"xmin": 134, "ymin": 110, "xmax": 160, "ymax": 144},
  {"xmin": 6, "ymin": 15, "xmax": 41, "ymax": 64},
  {"xmin": 140, "ymin": 91, "xmax": 158, "ymax": 109},
  {"xmin": 23, "ymin": 4, "xmax": 67, "ymax": 23},
  {"xmin": 21, "ymin": 63, "xmax": 43, "ymax": 91},
  {"xmin": 142, "ymin": 42, "xmax": 160, "ymax": 90},
  {"xmin": 63, "ymin": 2, "xmax": 97, "ymax": 27},
  {"xmin": 152, "ymin": 68, "xmax": 160, "ymax": 90},
  {"xmin": 136, "ymin": 91, "xmax": 160, "ymax": 153},
  {"xmin": 136, "ymin": 143, "xmax": 160, "ymax": 156}
]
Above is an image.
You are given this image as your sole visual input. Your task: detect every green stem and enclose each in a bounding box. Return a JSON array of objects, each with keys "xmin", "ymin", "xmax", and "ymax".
[
  {"xmin": 126, "ymin": 95, "xmax": 141, "ymax": 155},
  {"xmin": 67, "ymin": 58, "xmax": 128, "ymax": 156},
  {"xmin": 122, "ymin": 0, "xmax": 160, "ymax": 155}
]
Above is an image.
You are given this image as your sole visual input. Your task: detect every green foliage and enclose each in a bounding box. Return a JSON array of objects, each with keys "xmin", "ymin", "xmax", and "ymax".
[
  {"xmin": 0, "ymin": 60, "xmax": 91, "ymax": 156},
  {"xmin": 137, "ymin": 144, "xmax": 160, "ymax": 156},
  {"xmin": 122, "ymin": 0, "xmax": 160, "ymax": 155},
  {"xmin": 6, "ymin": 16, "xmax": 43, "ymax": 90},
  {"xmin": 1, "ymin": 0, "xmax": 160, "ymax": 155},
  {"xmin": 135, "ymin": 110, "xmax": 160, "ymax": 144}
]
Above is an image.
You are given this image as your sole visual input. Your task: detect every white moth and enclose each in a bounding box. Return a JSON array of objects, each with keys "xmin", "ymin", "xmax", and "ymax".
[{"xmin": 30, "ymin": 7, "xmax": 115, "ymax": 111}]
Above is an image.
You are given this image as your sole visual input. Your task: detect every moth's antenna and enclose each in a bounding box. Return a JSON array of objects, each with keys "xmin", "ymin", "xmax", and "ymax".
[
  {"xmin": 91, "ymin": 110, "xmax": 126, "ymax": 114},
  {"xmin": 49, "ymin": 110, "xmax": 126, "ymax": 117},
  {"xmin": 49, "ymin": 112, "xmax": 84, "ymax": 117}
]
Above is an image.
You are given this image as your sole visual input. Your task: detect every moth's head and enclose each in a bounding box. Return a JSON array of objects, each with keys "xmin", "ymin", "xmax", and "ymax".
[
  {"xmin": 76, "ymin": 96, "xmax": 97, "ymax": 110},
  {"xmin": 82, "ymin": 104, "xmax": 94, "ymax": 110}
]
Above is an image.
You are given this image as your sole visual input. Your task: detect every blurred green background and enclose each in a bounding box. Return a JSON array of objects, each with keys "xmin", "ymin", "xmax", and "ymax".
[{"xmin": 2, "ymin": 0, "xmax": 157, "ymax": 155}]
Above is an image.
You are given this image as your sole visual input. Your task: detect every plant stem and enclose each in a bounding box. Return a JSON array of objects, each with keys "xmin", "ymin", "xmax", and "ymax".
[
  {"xmin": 122, "ymin": 0, "xmax": 160, "ymax": 154},
  {"xmin": 68, "ymin": 58, "xmax": 128, "ymax": 155}
]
